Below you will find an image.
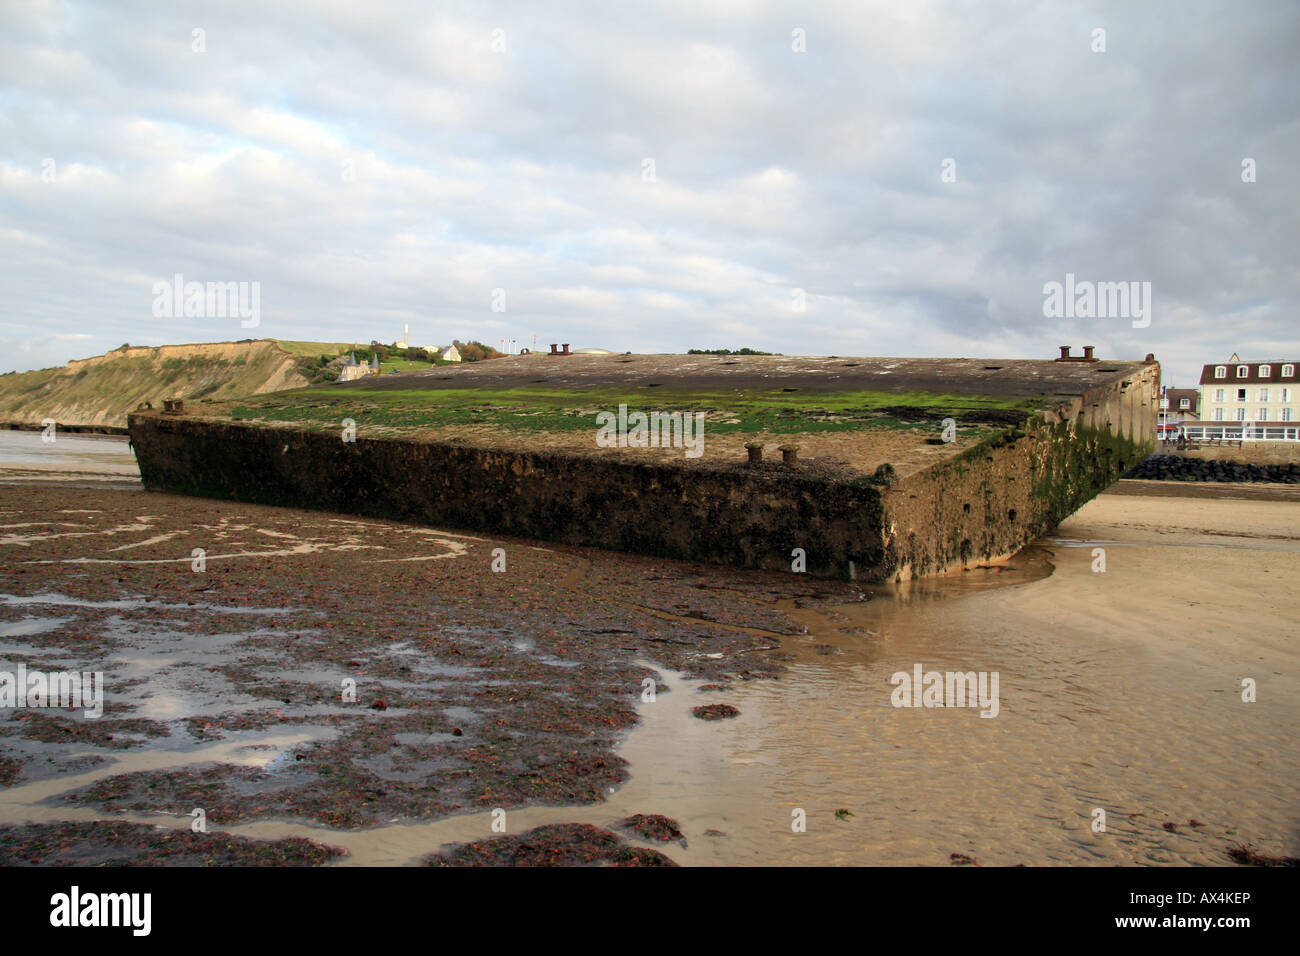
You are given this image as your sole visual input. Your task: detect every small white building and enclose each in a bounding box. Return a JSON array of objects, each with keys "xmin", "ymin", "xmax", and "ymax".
[{"xmin": 440, "ymin": 345, "xmax": 462, "ymax": 363}]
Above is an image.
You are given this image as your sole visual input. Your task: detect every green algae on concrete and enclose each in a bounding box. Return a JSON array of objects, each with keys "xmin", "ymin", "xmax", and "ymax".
[
  {"xmin": 129, "ymin": 353, "xmax": 1161, "ymax": 581},
  {"xmin": 224, "ymin": 384, "xmax": 1040, "ymax": 437}
]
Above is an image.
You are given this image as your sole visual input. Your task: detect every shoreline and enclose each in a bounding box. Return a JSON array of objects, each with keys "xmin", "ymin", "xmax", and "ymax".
[{"xmin": 2, "ymin": 422, "xmax": 129, "ymax": 437}]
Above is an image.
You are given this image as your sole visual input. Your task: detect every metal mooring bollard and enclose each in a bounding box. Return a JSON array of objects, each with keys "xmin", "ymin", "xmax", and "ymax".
[
  {"xmin": 780, "ymin": 444, "xmax": 799, "ymax": 466},
  {"xmin": 745, "ymin": 442, "xmax": 764, "ymax": 464}
]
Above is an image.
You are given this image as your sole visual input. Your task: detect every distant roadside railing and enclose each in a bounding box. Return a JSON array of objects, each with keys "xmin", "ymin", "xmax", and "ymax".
[{"xmin": 1168, "ymin": 425, "xmax": 1300, "ymax": 443}]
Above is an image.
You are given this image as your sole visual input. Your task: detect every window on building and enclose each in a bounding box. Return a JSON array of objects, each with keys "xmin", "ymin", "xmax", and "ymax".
[
  {"xmin": 1284, "ymin": 408, "xmax": 1294, "ymax": 422},
  {"xmin": 1259, "ymin": 365, "xmax": 1271, "ymax": 377},
  {"xmin": 1236, "ymin": 408, "xmax": 1247, "ymax": 420},
  {"xmin": 1214, "ymin": 388, "xmax": 1225, "ymax": 402},
  {"xmin": 1179, "ymin": 398, "xmax": 1190, "ymax": 409},
  {"xmin": 1259, "ymin": 408, "xmax": 1269, "ymax": 421},
  {"xmin": 1237, "ymin": 388, "xmax": 1247, "ymax": 401},
  {"xmin": 1215, "ymin": 366, "xmax": 1227, "ymax": 378},
  {"xmin": 1237, "ymin": 366, "xmax": 1250, "ymax": 378},
  {"xmin": 1215, "ymin": 408, "xmax": 1224, "ymax": 421},
  {"xmin": 1283, "ymin": 388, "xmax": 1291, "ymax": 402},
  {"xmin": 1260, "ymin": 388, "xmax": 1270, "ymax": 402},
  {"xmin": 1283, "ymin": 364, "xmax": 1295, "ymax": 377}
]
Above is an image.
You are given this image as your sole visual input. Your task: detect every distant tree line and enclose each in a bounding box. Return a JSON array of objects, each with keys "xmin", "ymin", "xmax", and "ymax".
[
  {"xmin": 687, "ymin": 347, "xmax": 777, "ymax": 356},
  {"xmin": 303, "ymin": 354, "xmax": 342, "ymax": 383},
  {"xmin": 451, "ymin": 339, "xmax": 504, "ymax": 362}
]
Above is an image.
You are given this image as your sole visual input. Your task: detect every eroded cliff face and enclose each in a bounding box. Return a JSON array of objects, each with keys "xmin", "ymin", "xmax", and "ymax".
[{"xmin": 0, "ymin": 340, "xmax": 311, "ymax": 429}]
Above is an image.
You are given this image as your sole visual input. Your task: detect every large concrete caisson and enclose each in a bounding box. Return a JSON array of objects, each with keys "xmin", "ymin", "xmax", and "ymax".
[{"xmin": 128, "ymin": 352, "xmax": 1160, "ymax": 581}]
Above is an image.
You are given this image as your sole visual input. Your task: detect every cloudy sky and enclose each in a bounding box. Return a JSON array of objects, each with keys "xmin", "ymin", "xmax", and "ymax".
[{"xmin": 2, "ymin": 0, "xmax": 1296, "ymax": 385}]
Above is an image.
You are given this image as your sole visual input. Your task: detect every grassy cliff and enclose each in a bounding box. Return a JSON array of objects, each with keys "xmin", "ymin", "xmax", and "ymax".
[{"xmin": 0, "ymin": 339, "xmax": 349, "ymax": 429}]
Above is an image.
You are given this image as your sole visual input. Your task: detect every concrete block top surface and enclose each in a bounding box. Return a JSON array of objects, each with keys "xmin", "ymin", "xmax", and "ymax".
[
  {"xmin": 331, "ymin": 352, "xmax": 1150, "ymax": 399},
  {"xmin": 130, "ymin": 353, "xmax": 1158, "ymax": 482}
]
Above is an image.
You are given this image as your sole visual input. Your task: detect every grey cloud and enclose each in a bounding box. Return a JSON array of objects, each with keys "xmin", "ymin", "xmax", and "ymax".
[{"xmin": 0, "ymin": 0, "xmax": 1296, "ymax": 386}]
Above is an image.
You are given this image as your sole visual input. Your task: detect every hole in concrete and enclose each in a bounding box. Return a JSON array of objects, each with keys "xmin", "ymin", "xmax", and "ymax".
[
  {"xmin": 1007, "ymin": 509, "xmax": 1018, "ymax": 522},
  {"xmin": 983, "ymin": 366, "xmax": 1003, "ymax": 370},
  {"xmin": 646, "ymin": 383, "xmax": 663, "ymax": 387},
  {"xmin": 963, "ymin": 503, "xmax": 971, "ymax": 513},
  {"xmin": 842, "ymin": 362, "xmax": 860, "ymax": 367},
  {"xmin": 530, "ymin": 379, "xmax": 548, "ymax": 383},
  {"xmin": 782, "ymin": 387, "xmax": 800, "ymax": 392}
]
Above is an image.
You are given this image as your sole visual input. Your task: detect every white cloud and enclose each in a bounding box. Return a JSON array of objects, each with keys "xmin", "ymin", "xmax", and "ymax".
[{"xmin": 0, "ymin": 0, "xmax": 1295, "ymax": 386}]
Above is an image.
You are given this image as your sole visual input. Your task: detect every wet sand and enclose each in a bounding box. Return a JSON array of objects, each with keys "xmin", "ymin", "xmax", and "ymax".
[
  {"xmin": 0, "ymin": 482, "xmax": 1295, "ymax": 866},
  {"xmin": 0, "ymin": 431, "xmax": 140, "ymax": 488}
]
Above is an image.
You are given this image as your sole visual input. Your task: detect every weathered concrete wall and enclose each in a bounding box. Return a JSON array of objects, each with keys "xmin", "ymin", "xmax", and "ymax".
[
  {"xmin": 127, "ymin": 361, "xmax": 1159, "ymax": 582},
  {"xmin": 882, "ymin": 364, "xmax": 1160, "ymax": 578},
  {"xmin": 127, "ymin": 414, "xmax": 887, "ymax": 577}
]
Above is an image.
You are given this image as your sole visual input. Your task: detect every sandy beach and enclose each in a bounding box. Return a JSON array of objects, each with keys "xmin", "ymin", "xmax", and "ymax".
[{"xmin": 0, "ymin": 477, "xmax": 1295, "ymax": 865}]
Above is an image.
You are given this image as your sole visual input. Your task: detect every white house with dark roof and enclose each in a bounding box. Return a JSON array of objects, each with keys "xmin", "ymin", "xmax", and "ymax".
[{"xmin": 1187, "ymin": 354, "xmax": 1300, "ymax": 440}]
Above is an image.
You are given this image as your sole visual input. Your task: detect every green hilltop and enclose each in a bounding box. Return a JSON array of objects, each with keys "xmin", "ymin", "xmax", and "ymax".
[{"xmin": 0, "ymin": 339, "xmax": 347, "ymax": 429}]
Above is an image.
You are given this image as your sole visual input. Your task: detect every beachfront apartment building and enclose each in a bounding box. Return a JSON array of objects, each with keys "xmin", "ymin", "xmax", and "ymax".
[{"xmin": 1188, "ymin": 354, "xmax": 1300, "ymax": 441}]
